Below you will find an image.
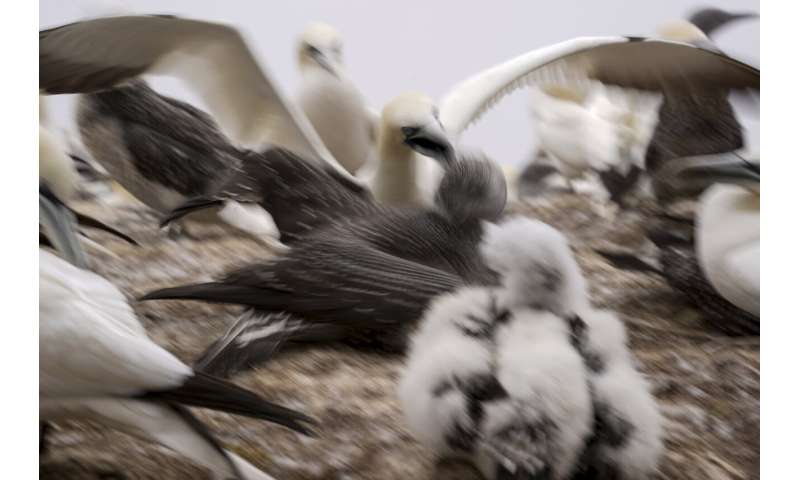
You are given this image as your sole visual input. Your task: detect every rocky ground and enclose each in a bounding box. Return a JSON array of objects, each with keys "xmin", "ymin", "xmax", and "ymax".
[{"xmin": 40, "ymin": 188, "xmax": 759, "ymax": 480}]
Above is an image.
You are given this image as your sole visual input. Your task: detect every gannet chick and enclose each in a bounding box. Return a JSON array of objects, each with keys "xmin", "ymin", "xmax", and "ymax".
[
  {"xmin": 40, "ymin": 249, "xmax": 313, "ymax": 479},
  {"xmin": 479, "ymin": 216, "xmax": 663, "ymax": 478},
  {"xmin": 568, "ymin": 309, "xmax": 664, "ymax": 480},
  {"xmin": 400, "ymin": 217, "xmax": 596, "ymax": 478},
  {"xmin": 142, "ymin": 151, "xmax": 506, "ymax": 377},
  {"xmin": 296, "ymin": 22, "xmax": 375, "ymax": 175}
]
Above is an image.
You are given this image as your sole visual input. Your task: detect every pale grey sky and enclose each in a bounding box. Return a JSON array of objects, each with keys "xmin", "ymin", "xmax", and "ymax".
[{"xmin": 40, "ymin": 0, "xmax": 760, "ymax": 166}]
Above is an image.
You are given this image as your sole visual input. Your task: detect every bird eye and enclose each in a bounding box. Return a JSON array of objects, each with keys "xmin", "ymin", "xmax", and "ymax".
[{"xmin": 401, "ymin": 126, "xmax": 421, "ymax": 138}]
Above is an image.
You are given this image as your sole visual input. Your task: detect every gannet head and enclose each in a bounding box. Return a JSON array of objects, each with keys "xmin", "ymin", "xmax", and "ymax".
[
  {"xmin": 480, "ymin": 216, "xmax": 589, "ymax": 315},
  {"xmin": 654, "ymin": 152, "xmax": 760, "ymax": 201},
  {"xmin": 435, "ymin": 150, "xmax": 506, "ymax": 223},
  {"xmin": 297, "ymin": 22, "xmax": 344, "ymax": 77},
  {"xmin": 658, "ymin": 19, "xmax": 711, "ymax": 43},
  {"xmin": 688, "ymin": 8, "xmax": 759, "ymax": 37},
  {"xmin": 380, "ymin": 92, "xmax": 455, "ymax": 165}
]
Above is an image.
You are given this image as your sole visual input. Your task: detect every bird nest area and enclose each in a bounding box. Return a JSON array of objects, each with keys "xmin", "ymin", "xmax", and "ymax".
[{"xmin": 40, "ymin": 189, "xmax": 759, "ymax": 480}]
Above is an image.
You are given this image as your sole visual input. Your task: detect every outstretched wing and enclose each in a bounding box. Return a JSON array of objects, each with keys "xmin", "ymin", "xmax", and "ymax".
[
  {"xmin": 39, "ymin": 15, "xmax": 359, "ymax": 184},
  {"xmin": 439, "ymin": 36, "xmax": 759, "ymax": 136}
]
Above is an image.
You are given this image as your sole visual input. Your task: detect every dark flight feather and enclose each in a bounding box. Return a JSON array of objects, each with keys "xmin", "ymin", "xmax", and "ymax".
[{"xmin": 138, "ymin": 371, "xmax": 315, "ymax": 436}]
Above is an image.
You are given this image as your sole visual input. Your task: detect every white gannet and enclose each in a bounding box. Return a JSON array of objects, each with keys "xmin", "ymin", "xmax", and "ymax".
[
  {"xmin": 295, "ymin": 22, "xmax": 376, "ymax": 176},
  {"xmin": 39, "ymin": 247, "xmax": 313, "ymax": 479},
  {"xmin": 41, "ymin": 16, "xmax": 757, "ymax": 214},
  {"xmin": 509, "ymin": 12, "xmax": 758, "ymax": 205},
  {"xmin": 527, "ymin": 80, "xmax": 661, "ymax": 196},
  {"xmin": 595, "ymin": 152, "xmax": 760, "ymax": 334},
  {"xmin": 41, "ymin": 16, "xmax": 366, "ymax": 246},
  {"xmin": 697, "ymin": 168, "xmax": 759, "ymax": 317},
  {"xmin": 40, "ymin": 98, "xmax": 138, "ymax": 258},
  {"xmin": 142, "ymin": 150, "xmax": 507, "ymax": 377}
]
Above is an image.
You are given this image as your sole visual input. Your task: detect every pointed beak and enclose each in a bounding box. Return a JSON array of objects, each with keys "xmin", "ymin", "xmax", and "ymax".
[
  {"xmin": 402, "ymin": 123, "xmax": 456, "ymax": 166},
  {"xmin": 39, "ymin": 185, "xmax": 89, "ymax": 268},
  {"xmin": 675, "ymin": 152, "xmax": 760, "ymax": 189},
  {"xmin": 309, "ymin": 47, "xmax": 341, "ymax": 78}
]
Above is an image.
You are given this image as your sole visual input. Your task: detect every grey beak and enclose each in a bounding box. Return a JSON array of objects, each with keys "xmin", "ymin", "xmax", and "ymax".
[
  {"xmin": 39, "ymin": 185, "xmax": 89, "ymax": 268},
  {"xmin": 402, "ymin": 125, "xmax": 456, "ymax": 165},
  {"xmin": 676, "ymin": 152, "xmax": 760, "ymax": 187},
  {"xmin": 308, "ymin": 46, "xmax": 339, "ymax": 78},
  {"xmin": 690, "ymin": 9, "xmax": 759, "ymax": 36}
]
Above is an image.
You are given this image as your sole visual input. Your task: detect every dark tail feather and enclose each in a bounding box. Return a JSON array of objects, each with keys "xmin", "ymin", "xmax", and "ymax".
[
  {"xmin": 167, "ymin": 404, "xmax": 243, "ymax": 479},
  {"xmin": 654, "ymin": 212, "xmax": 695, "ymax": 227},
  {"xmin": 139, "ymin": 371, "xmax": 315, "ymax": 436},
  {"xmin": 196, "ymin": 310, "xmax": 350, "ymax": 378},
  {"xmin": 70, "ymin": 209, "xmax": 139, "ymax": 246},
  {"xmin": 160, "ymin": 197, "xmax": 223, "ymax": 228},
  {"xmin": 140, "ymin": 282, "xmax": 266, "ymax": 306},
  {"xmin": 594, "ymin": 249, "xmax": 662, "ymax": 276}
]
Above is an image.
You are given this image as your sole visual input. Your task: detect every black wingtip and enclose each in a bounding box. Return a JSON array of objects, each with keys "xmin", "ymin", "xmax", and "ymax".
[
  {"xmin": 71, "ymin": 209, "xmax": 140, "ymax": 246},
  {"xmin": 160, "ymin": 198, "xmax": 223, "ymax": 228},
  {"xmin": 139, "ymin": 371, "xmax": 317, "ymax": 436},
  {"xmin": 594, "ymin": 249, "xmax": 663, "ymax": 276}
]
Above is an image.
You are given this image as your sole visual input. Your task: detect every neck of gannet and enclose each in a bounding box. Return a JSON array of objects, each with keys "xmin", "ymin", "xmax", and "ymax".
[{"xmin": 374, "ymin": 138, "xmax": 422, "ymax": 205}]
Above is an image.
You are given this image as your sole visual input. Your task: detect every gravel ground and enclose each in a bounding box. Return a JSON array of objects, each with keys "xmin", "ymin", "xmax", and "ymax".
[{"xmin": 40, "ymin": 186, "xmax": 759, "ymax": 480}]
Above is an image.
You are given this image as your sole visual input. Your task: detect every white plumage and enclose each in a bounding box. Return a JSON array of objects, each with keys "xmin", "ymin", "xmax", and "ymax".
[
  {"xmin": 39, "ymin": 249, "xmax": 307, "ymax": 479},
  {"xmin": 399, "ymin": 287, "xmax": 593, "ymax": 479},
  {"xmin": 295, "ymin": 22, "xmax": 376, "ymax": 176},
  {"xmin": 570, "ymin": 308, "xmax": 664, "ymax": 479},
  {"xmin": 697, "ymin": 184, "xmax": 760, "ymax": 316},
  {"xmin": 400, "ymin": 216, "xmax": 664, "ymax": 478},
  {"xmin": 528, "ymin": 83, "xmax": 661, "ymax": 184}
]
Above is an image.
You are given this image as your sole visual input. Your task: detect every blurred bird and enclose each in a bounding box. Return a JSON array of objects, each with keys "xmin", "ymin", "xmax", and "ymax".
[
  {"xmin": 295, "ymin": 22, "xmax": 376, "ymax": 176},
  {"xmin": 568, "ymin": 309, "xmax": 664, "ymax": 479},
  {"xmin": 39, "ymin": 247, "xmax": 313, "ymax": 479},
  {"xmin": 40, "ymin": 98, "xmax": 138, "ymax": 262},
  {"xmin": 76, "ymin": 80, "xmax": 287, "ymax": 248},
  {"xmin": 484, "ymin": 217, "xmax": 663, "ymax": 478},
  {"xmin": 512, "ymin": 10, "xmax": 758, "ymax": 205},
  {"xmin": 697, "ymin": 169, "xmax": 759, "ymax": 318},
  {"xmin": 400, "ymin": 216, "xmax": 662, "ymax": 478},
  {"xmin": 602, "ymin": 9, "xmax": 759, "ymax": 205},
  {"xmin": 596, "ymin": 152, "xmax": 759, "ymax": 334},
  {"xmin": 399, "ymin": 217, "xmax": 594, "ymax": 479},
  {"xmin": 400, "ymin": 289, "xmax": 593, "ymax": 480},
  {"xmin": 142, "ymin": 150, "xmax": 507, "ymax": 377},
  {"xmin": 689, "ymin": 7, "xmax": 759, "ymax": 37},
  {"xmin": 527, "ymin": 82, "xmax": 661, "ymax": 196}
]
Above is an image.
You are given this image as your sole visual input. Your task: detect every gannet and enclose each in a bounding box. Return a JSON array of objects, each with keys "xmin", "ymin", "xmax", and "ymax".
[
  {"xmin": 607, "ymin": 11, "xmax": 759, "ymax": 204},
  {"xmin": 400, "ymin": 216, "xmax": 661, "ymax": 478},
  {"xmin": 39, "ymin": 248, "xmax": 313, "ymax": 479},
  {"xmin": 295, "ymin": 22, "xmax": 376, "ymax": 175},
  {"xmin": 697, "ymin": 175, "xmax": 759, "ymax": 318},
  {"xmin": 596, "ymin": 153, "xmax": 760, "ymax": 334},
  {"xmin": 40, "ymin": 100, "xmax": 138, "ymax": 256},
  {"xmin": 141, "ymin": 150, "xmax": 507, "ymax": 377}
]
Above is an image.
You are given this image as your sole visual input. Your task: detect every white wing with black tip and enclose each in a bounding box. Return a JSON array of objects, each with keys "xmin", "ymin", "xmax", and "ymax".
[{"xmin": 39, "ymin": 15, "xmax": 360, "ymax": 184}]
